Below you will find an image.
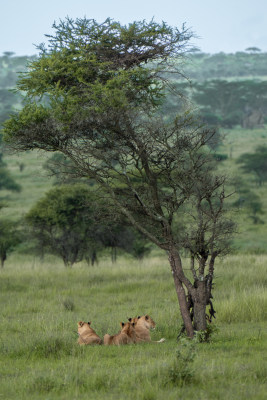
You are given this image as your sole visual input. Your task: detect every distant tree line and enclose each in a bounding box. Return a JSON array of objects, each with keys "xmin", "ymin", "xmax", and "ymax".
[
  {"xmin": 182, "ymin": 50, "xmax": 267, "ymax": 81},
  {"xmin": 164, "ymin": 79, "xmax": 267, "ymax": 129},
  {"xmin": 191, "ymin": 79, "xmax": 267, "ymax": 129}
]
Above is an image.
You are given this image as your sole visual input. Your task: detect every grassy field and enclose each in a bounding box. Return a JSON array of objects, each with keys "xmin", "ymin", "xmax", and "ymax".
[
  {"xmin": 1, "ymin": 127, "xmax": 267, "ymax": 399},
  {"xmin": 1, "ymin": 254, "xmax": 266, "ymax": 400}
]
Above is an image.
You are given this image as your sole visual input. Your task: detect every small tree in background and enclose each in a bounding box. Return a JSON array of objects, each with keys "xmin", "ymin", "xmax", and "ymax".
[
  {"xmin": 0, "ymin": 166, "xmax": 21, "ymax": 193},
  {"xmin": 25, "ymin": 184, "xmax": 147, "ymax": 265},
  {"xmin": 0, "ymin": 135, "xmax": 21, "ymax": 195},
  {"xmin": 233, "ymin": 183, "xmax": 264, "ymax": 225},
  {"xmin": 3, "ymin": 18, "xmax": 234, "ymax": 337},
  {"xmin": 237, "ymin": 146, "xmax": 267, "ymax": 186},
  {"xmin": 25, "ymin": 184, "xmax": 104, "ymax": 266},
  {"xmin": 0, "ymin": 219, "xmax": 21, "ymax": 267}
]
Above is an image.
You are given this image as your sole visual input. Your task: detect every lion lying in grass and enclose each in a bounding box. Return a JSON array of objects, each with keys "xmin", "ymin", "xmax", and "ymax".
[
  {"xmin": 129, "ymin": 315, "xmax": 165, "ymax": 343},
  {"xmin": 104, "ymin": 321, "xmax": 136, "ymax": 345},
  {"xmin": 77, "ymin": 315, "xmax": 165, "ymax": 345},
  {"xmin": 77, "ymin": 321, "xmax": 103, "ymax": 345}
]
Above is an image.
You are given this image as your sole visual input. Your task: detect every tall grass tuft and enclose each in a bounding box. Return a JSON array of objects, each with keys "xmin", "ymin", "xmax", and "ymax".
[
  {"xmin": 28, "ymin": 336, "xmax": 74, "ymax": 359},
  {"xmin": 63, "ymin": 297, "xmax": 75, "ymax": 311}
]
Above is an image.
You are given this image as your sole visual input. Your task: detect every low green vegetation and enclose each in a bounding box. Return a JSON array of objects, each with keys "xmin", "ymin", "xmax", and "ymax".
[{"xmin": 0, "ymin": 254, "xmax": 266, "ymax": 399}]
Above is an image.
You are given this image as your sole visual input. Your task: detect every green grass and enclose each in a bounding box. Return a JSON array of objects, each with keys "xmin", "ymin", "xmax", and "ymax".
[
  {"xmin": 0, "ymin": 129, "xmax": 267, "ymax": 399},
  {"xmin": 216, "ymin": 127, "xmax": 267, "ymax": 253},
  {"xmin": 1, "ymin": 150, "xmax": 52, "ymax": 220},
  {"xmin": 1, "ymin": 254, "xmax": 267, "ymax": 399}
]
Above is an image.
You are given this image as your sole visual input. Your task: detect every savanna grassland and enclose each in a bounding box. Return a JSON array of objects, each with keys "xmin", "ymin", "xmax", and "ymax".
[
  {"xmin": 0, "ymin": 126, "xmax": 267, "ymax": 400},
  {"xmin": 0, "ymin": 254, "xmax": 267, "ymax": 400},
  {"xmin": 1, "ymin": 50, "xmax": 267, "ymax": 399}
]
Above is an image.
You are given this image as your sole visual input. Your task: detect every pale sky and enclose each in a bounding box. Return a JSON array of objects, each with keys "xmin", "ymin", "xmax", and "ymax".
[{"xmin": 1, "ymin": 0, "xmax": 267, "ymax": 56}]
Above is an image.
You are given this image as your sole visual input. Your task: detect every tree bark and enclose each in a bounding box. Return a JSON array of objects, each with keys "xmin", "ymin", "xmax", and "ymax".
[
  {"xmin": 193, "ymin": 281, "xmax": 207, "ymax": 331},
  {"xmin": 168, "ymin": 249, "xmax": 194, "ymax": 338}
]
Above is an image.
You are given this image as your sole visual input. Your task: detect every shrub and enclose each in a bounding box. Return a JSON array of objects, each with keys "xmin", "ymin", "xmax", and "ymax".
[
  {"xmin": 194, "ymin": 323, "xmax": 219, "ymax": 343},
  {"xmin": 163, "ymin": 339, "xmax": 196, "ymax": 387}
]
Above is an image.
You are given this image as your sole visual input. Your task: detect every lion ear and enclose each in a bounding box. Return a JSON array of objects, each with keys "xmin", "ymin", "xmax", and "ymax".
[
  {"xmin": 128, "ymin": 317, "xmax": 132, "ymax": 322},
  {"xmin": 120, "ymin": 322, "xmax": 125, "ymax": 328},
  {"xmin": 138, "ymin": 316, "xmax": 141, "ymax": 319},
  {"xmin": 145, "ymin": 315, "xmax": 149, "ymax": 320},
  {"xmin": 78, "ymin": 321, "xmax": 84, "ymax": 327},
  {"xmin": 88, "ymin": 321, "xmax": 91, "ymax": 325}
]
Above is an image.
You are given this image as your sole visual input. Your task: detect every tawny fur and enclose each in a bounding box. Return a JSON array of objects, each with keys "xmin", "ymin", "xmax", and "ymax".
[
  {"xmin": 130, "ymin": 315, "xmax": 165, "ymax": 343},
  {"xmin": 104, "ymin": 321, "xmax": 136, "ymax": 345},
  {"xmin": 77, "ymin": 321, "xmax": 103, "ymax": 345}
]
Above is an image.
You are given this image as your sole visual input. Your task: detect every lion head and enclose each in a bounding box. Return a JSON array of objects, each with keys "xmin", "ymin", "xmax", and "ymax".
[
  {"xmin": 129, "ymin": 315, "xmax": 156, "ymax": 330},
  {"xmin": 77, "ymin": 321, "xmax": 93, "ymax": 335}
]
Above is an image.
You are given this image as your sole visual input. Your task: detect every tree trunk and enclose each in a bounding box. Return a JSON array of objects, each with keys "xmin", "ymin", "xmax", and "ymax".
[
  {"xmin": 91, "ymin": 250, "xmax": 97, "ymax": 265},
  {"xmin": 111, "ymin": 246, "xmax": 117, "ymax": 263},
  {"xmin": 193, "ymin": 301, "xmax": 207, "ymax": 330},
  {"xmin": 193, "ymin": 280, "xmax": 207, "ymax": 331},
  {"xmin": 168, "ymin": 249, "xmax": 194, "ymax": 338}
]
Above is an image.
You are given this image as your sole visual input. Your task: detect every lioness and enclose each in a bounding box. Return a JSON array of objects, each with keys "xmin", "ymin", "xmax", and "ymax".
[
  {"xmin": 77, "ymin": 321, "xmax": 103, "ymax": 345},
  {"xmin": 129, "ymin": 315, "xmax": 165, "ymax": 343},
  {"xmin": 104, "ymin": 321, "xmax": 136, "ymax": 345}
]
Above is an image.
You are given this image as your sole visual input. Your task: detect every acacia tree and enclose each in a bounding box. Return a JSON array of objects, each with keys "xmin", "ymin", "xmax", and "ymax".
[
  {"xmin": 237, "ymin": 146, "xmax": 267, "ymax": 186},
  {"xmin": 26, "ymin": 183, "xmax": 146, "ymax": 265},
  {"xmin": 3, "ymin": 18, "xmax": 234, "ymax": 337},
  {"xmin": 26, "ymin": 184, "xmax": 102, "ymax": 266}
]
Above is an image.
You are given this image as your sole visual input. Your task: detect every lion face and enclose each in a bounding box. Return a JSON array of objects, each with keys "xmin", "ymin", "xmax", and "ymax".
[
  {"xmin": 77, "ymin": 321, "xmax": 92, "ymax": 334},
  {"xmin": 135, "ymin": 315, "xmax": 156, "ymax": 330}
]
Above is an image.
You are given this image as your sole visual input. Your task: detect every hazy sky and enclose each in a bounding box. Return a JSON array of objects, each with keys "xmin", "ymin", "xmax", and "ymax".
[{"xmin": 1, "ymin": 0, "xmax": 267, "ymax": 56}]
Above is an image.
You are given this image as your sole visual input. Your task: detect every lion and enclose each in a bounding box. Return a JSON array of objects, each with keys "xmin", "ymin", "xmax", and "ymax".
[
  {"xmin": 129, "ymin": 315, "xmax": 165, "ymax": 343},
  {"xmin": 77, "ymin": 321, "xmax": 103, "ymax": 345},
  {"xmin": 104, "ymin": 321, "xmax": 136, "ymax": 345}
]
